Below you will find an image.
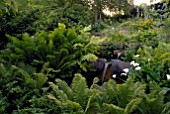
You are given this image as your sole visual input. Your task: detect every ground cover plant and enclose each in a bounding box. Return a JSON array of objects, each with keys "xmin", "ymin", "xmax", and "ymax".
[{"xmin": 12, "ymin": 74, "xmax": 170, "ymax": 114}]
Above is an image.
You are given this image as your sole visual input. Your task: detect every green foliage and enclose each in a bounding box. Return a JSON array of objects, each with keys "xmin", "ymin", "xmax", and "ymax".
[
  {"xmin": 0, "ymin": 0, "xmax": 92, "ymax": 49},
  {"xmin": 0, "ymin": 0, "xmax": 18, "ymax": 16},
  {"xmin": 0, "ymin": 24, "xmax": 101, "ymax": 113},
  {"xmin": 103, "ymin": 19, "xmax": 159, "ymax": 60},
  {"xmin": 0, "ymin": 91, "xmax": 8, "ymax": 113},
  {"xmin": 2, "ymin": 0, "xmax": 91, "ymax": 35},
  {"xmin": 33, "ymin": 74, "xmax": 169, "ymax": 114},
  {"xmin": 0, "ymin": 63, "xmax": 44, "ymax": 113},
  {"xmin": 159, "ymin": 18, "xmax": 170, "ymax": 42},
  {"xmin": 0, "ymin": 24, "xmax": 100, "ymax": 78},
  {"xmin": 129, "ymin": 42, "xmax": 170, "ymax": 87},
  {"xmin": 138, "ymin": 81, "xmax": 169, "ymax": 114},
  {"xmin": 0, "ymin": 63, "xmax": 169, "ymax": 113}
]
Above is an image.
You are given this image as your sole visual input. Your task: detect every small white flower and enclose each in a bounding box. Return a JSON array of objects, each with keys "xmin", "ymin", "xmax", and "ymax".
[
  {"xmin": 123, "ymin": 68, "xmax": 129, "ymax": 73},
  {"xmin": 133, "ymin": 63, "xmax": 140, "ymax": 67},
  {"xmin": 130, "ymin": 61, "xmax": 140, "ymax": 67},
  {"xmin": 130, "ymin": 61, "xmax": 135, "ymax": 65},
  {"xmin": 134, "ymin": 54, "xmax": 140, "ymax": 57},
  {"xmin": 112, "ymin": 74, "xmax": 117, "ymax": 78},
  {"xmin": 120, "ymin": 73, "xmax": 127, "ymax": 76},
  {"xmin": 166, "ymin": 74, "xmax": 170, "ymax": 80},
  {"xmin": 148, "ymin": 58, "xmax": 151, "ymax": 62},
  {"xmin": 135, "ymin": 66, "xmax": 141, "ymax": 71}
]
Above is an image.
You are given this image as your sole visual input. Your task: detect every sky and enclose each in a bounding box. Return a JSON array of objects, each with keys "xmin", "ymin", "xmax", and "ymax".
[
  {"xmin": 134, "ymin": 0, "xmax": 161, "ymax": 6},
  {"xmin": 103, "ymin": 0, "xmax": 161, "ymax": 16}
]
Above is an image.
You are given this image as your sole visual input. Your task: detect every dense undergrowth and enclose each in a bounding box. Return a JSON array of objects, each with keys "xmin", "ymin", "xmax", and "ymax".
[{"xmin": 0, "ymin": 0, "xmax": 170, "ymax": 113}]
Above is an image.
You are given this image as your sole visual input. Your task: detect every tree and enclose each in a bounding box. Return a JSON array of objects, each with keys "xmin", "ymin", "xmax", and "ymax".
[
  {"xmin": 84, "ymin": 0, "xmax": 133, "ymax": 22},
  {"xmin": 0, "ymin": 0, "xmax": 18, "ymax": 16}
]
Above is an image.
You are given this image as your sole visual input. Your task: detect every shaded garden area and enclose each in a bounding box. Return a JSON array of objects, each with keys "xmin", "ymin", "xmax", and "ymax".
[{"xmin": 0, "ymin": 0, "xmax": 170, "ymax": 113}]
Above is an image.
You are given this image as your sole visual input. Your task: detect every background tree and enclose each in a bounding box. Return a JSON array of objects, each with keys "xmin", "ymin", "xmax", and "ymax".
[
  {"xmin": 0, "ymin": 0, "xmax": 18, "ymax": 16},
  {"xmin": 85, "ymin": 0, "xmax": 134, "ymax": 22}
]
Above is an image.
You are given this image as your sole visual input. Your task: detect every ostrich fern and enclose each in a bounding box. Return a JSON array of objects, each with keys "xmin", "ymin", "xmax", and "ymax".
[{"xmin": 47, "ymin": 74, "xmax": 169, "ymax": 114}]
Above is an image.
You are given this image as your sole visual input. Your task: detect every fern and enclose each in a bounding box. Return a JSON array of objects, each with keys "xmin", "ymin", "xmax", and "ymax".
[
  {"xmin": 71, "ymin": 73, "xmax": 89, "ymax": 108},
  {"xmin": 55, "ymin": 79, "xmax": 73, "ymax": 100},
  {"xmin": 34, "ymin": 73, "xmax": 48, "ymax": 89},
  {"xmin": 84, "ymin": 89, "xmax": 99, "ymax": 114},
  {"xmin": 1, "ymin": 25, "xmax": 103, "ymax": 81},
  {"xmin": 161, "ymin": 101, "xmax": 170, "ymax": 114},
  {"xmin": 62, "ymin": 100, "xmax": 83, "ymax": 114},
  {"xmin": 103, "ymin": 103, "xmax": 124, "ymax": 114},
  {"xmin": 45, "ymin": 73, "xmax": 170, "ymax": 114},
  {"xmin": 48, "ymin": 82, "xmax": 68, "ymax": 102},
  {"xmin": 124, "ymin": 98, "xmax": 142, "ymax": 114},
  {"xmin": 47, "ymin": 94, "xmax": 62, "ymax": 106},
  {"xmin": 12, "ymin": 65, "xmax": 35, "ymax": 87},
  {"xmin": 138, "ymin": 81, "xmax": 168, "ymax": 114},
  {"xmin": 0, "ymin": 63, "xmax": 6, "ymax": 78}
]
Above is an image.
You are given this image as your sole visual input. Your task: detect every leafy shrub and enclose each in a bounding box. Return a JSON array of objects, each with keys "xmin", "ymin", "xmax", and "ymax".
[
  {"xmin": 1, "ymin": 0, "xmax": 91, "ymax": 36},
  {"xmin": 0, "ymin": 63, "xmax": 44, "ymax": 113},
  {"xmin": 132, "ymin": 19, "xmax": 156, "ymax": 31},
  {"xmin": 129, "ymin": 42, "xmax": 170, "ymax": 87},
  {"xmin": 0, "ymin": 24, "xmax": 101, "ymax": 80},
  {"xmin": 104, "ymin": 19, "xmax": 159, "ymax": 60},
  {"xmin": 0, "ymin": 0, "xmax": 92, "ymax": 49}
]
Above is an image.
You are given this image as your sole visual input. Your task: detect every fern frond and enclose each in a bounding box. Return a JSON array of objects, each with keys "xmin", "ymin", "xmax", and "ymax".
[
  {"xmin": 0, "ymin": 64, "xmax": 6, "ymax": 78},
  {"xmin": 102, "ymin": 80, "xmax": 117, "ymax": 102},
  {"xmin": 84, "ymin": 89, "xmax": 99, "ymax": 114},
  {"xmin": 124, "ymin": 98, "xmax": 142, "ymax": 114},
  {"xmin": 34, "ymin": 73, "xmax": 48, "ymax": 89},
  {"xmin": 61, "ymin": 100, "xmax": 83, "ymax": 114},
  {"xmin": 90, "ymin": 77, "xmax": 99, "ymax": 89},
  {"xmin": 67, "ymin": 28, "xmax": 77, "ymax": 41},
  {"xmin": 71, "ymin": 73, "xmax": 89, "ymax": 108},
  {"xmin": 132, "ymin": 82, "xmax": 146, "ymax": 98},
  {"xmin": 103, "ymin": 103, "xmax": 124, "ymax": 114},
  {"xmin": 48, "ymin": 82, "xmax": 68, "ymax": 102},
  {"xmin": 81, "ymin": 53, "xmax": 98, "ymax": 62},
  {"xmin": 160, "ymin": 52, "xmax": 170, "ymax": 59},
  {"xmin": 161, "ymin": 101, "xmax": 170, "ymax": 114},
  {"xmin": 116, "ymin": 78, "xmax": 135, "ymax": 107},
  {"xmin": 47, "ymin": 94, "xmax": 62, "ymax": 105},
  {"xmin": 11, "ymin": 65, "xmax": 35, "ymax": 87},
  {"xmin": 55, "ymin": 79, "xmax": 73, "ymax": 100},
  {"xmin": 73, "ymin": 43, "xmax": 84, "ymax": 49}
]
